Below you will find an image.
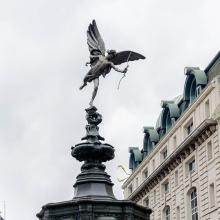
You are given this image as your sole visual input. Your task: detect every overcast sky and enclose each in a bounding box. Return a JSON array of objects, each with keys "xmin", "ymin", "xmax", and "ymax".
[{"xmin": 0, "ymin": 0, "xmax": 220, "ymax": 219}]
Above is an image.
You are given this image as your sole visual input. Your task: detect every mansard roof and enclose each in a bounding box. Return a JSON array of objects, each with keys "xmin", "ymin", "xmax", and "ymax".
[
  {"xmin": 183, "ymin": 67, "xmax": 208, "ymax": 102},
  {"xmin": 128, "ymin": 51, "xmax": 220, "ymax": 171}
]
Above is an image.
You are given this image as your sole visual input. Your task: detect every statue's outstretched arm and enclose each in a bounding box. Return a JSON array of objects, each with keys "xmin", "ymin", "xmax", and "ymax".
[{"xmin": 110, "ymin": 63, "xmax": 128, "ymax": 73}]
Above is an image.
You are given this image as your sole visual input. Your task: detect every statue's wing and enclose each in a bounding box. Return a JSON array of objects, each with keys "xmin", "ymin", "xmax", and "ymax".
[
  {"xmin": 110, "ymin": 51, "xmax": 145, "ymax": 65},
  {"xmin": 87, "ymin": 20, "xmax": 106, "ymax": 56}
]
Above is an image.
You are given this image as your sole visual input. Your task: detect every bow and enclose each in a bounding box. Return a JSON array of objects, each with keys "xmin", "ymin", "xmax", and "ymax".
[{"xmin": 117, "ymin": 51, "xmax": 132, "ymax": 90}]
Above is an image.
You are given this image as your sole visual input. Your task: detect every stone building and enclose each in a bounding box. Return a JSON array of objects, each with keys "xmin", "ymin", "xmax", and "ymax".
[{"xmin": 122, "ymin": 52, "xmax": 220, "ymax": 220}]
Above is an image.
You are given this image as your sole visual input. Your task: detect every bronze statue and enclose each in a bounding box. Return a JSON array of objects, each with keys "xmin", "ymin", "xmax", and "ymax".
[{"xmin": 80, "ymin": 20, "xmax": 145, "ymax": 106}]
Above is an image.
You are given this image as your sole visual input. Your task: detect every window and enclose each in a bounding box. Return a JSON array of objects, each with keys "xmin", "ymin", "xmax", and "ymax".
[
  {"xmin": 186, "ymin": 157, "xmax": 196, "ymax": 177},
  {"xmin": 135, "ymin": 177, "xmax": 139, "ymax": 188},
  {"xmin": 142, "ymin": 167, "xmax": 148, "ymax": 180},
  {"xmin": 173, "ymin": 135, "xmax": 177, "ymax": 148},
  {"xmin": 207, "ymin": 141, "xmax": 213, "ymax": 161},
  {"xmin": 144, "ymin": 196, "xmax": 149, "ymax": 207},
  {"xmin": 189, "ymin": 160, "xmax": 196, "ymax": 174},
  {"xmin": 161, "ymin": 146, "xmax": 168, "ymax": 163},
  {"xmin": 162, "ymin": 180, "xmax": 169, "ymax": 196},
  {"xmin": 175, "ymin": 170, "xmax": 179, "ymax": 186},
  {"xmin": 152, "ymin": 159, "xmax": 155, "ymax": 171},
  {"xmin": 128, "ymin": 184, "xmax": 133, "ymax": 194},
  {"xmin": 153, "ymin": 190, "xmax": 156, "ymax": 204},
  {"xmin": 164, "ymin": 182, "xmax": 169, "ymax": 194},
  {"xmin": 163, "ymin": 206, "xmax": 170, "ymax": 220},
  {"xmin": 186, "ymin": 121, "xmax": 193, "ymax": 135},
  {"xmin": 163, "ymin": 149, "xmax": 168, "ymax": 160},
  {"xmin": 191, "ymin": 189, "xmax": 198, "ymax": 220},
  {"xmin": 165, "ymin": 207, "xmax": 170, "ymax": 220},
  {"xmin": 196, "ymin": 86, "xmax": 202, "ymax": 97},
  {"xmin": 209, "ymin": 183, "xmax": 215, "ymax": 208},
  {"xmin": 205, "ymin": 99, "xmax": 210, "ymax": 118},
  {"xmin": 176, "ymin": 206, "xmax": 180, "ymax": 220}
]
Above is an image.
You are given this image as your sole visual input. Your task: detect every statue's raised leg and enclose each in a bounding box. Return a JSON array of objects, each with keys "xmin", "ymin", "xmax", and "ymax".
[
  {"xmin": 89, "ymin": 78, "xmax": 99, "ymax": 106},
  {"xmin": 79, "ymin": 82, "xmax": 87, "ymax": 90}
]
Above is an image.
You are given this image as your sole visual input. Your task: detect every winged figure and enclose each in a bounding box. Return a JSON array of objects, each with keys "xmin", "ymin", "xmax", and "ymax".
[{"xmin": 80, "ymin": 20, "xmax": 145, "ymax": 106}]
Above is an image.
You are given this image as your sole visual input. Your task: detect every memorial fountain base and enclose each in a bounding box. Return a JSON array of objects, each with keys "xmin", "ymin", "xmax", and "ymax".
[{"xmin": 37, "ymin": 107, "xmax": 151, "ymax": 220}]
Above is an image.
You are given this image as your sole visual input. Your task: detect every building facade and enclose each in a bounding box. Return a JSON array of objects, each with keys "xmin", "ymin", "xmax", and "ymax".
[{"xmin": 122, "ymin": 52, "xmax": 220, "ymax": 220}]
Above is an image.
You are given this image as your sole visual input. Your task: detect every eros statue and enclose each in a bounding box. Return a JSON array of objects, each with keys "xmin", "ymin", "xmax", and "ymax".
[{"xmin": 79, "ymin": 20, "xmax": 145, "ymax": 106}]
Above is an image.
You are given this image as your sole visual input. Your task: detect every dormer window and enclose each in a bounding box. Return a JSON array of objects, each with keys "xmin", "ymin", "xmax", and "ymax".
[
  {"xmin": 142, "ymin": 127, "xmax": 159, "ymax": 158},
  {"xmin": 190, "ymin": 78, "xmax": 196, "ymax": 103},
  {"xmin": 160, "ymin": 101, "xmax": 180, "ymax": 135},
  {"xmin": 183, "ymin": 67, "xmax": 207, "ymax": 106},
  {"xmin": 196, "ymin": 85, "xmax": 202, "ymax": 97},
  {"xmin": 129, "ymin": 147, "xmax": 143, "ymax": 171}
]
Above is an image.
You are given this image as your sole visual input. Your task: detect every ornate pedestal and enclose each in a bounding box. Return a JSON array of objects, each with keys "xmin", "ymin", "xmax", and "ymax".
[{"xmin": 37, "ymin": 107, "xmax": 151, "ymax": 220}]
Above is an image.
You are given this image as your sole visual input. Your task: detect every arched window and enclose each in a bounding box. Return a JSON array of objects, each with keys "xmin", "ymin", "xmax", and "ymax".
[
  {"xmin": 163, "ymin": 205, "xmax": 170, "ymax": 220},
  {"xmin": 191, "ymin": 188, "xmax": 198, "ymax": 220},
  {"xmin": 189, "ymin": 78, "xmax": 196, "ymax": 103},
  {"xmin": 143, "ymin": 133, "xmax": 153, "ymax": 156},
  {"xmin": 161, "ymin": 108, "xmax": 171, "ymax": 134},
  {"xmin": 176, "ymin": 206, "xmax": 180, "ymax": 220},
  {"xmin": 165, "ymin": 110, "xmax": 172, "ymax": 131}
]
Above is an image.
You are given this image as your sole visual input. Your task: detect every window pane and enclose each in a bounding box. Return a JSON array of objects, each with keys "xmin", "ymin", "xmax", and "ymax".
[
  {"xmin": 191, "ymin": 189, "xmax": 198, "ymax": 220},
  {"xmin": 189, "ymin": 160, "xmax": 195, "ymax": 173},
  {"xmin": 165, "ymin": 207, "xmax": 170, "ymax": 220},
  {"xmin": 176, "ymin": 206, "xmax": 180, "ymax": 220},
  {"xmin": 175, "ymin": 170, "xmax": 178, "ymax": 186},
  {"xmin": 207, "ymin": 141, "xmax": 213, "ymax": 160}
]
